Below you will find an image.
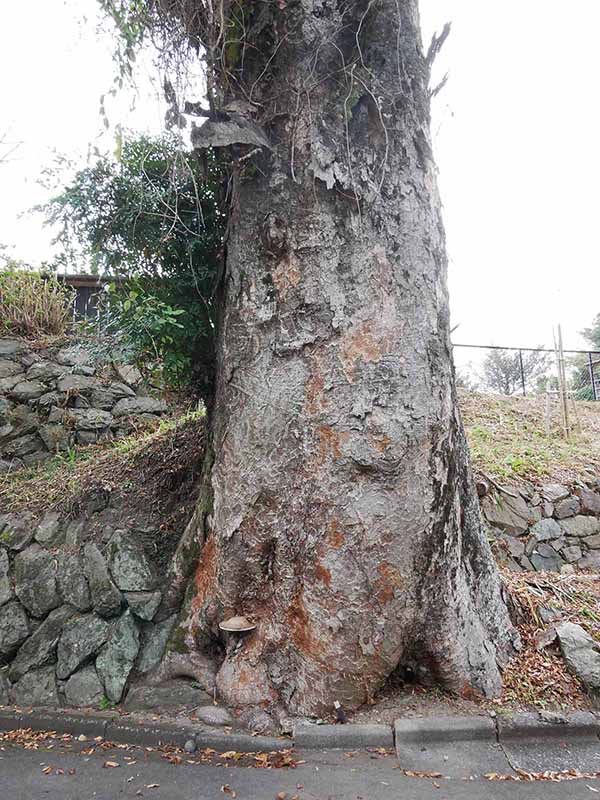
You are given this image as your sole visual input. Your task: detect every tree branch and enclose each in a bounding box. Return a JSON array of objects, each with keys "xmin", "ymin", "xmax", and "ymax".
[
  {"xmin": 426, "ymin": 21, "xmax": 451, "ymax": 69},
  {"xmin": 430, "ymin": 72, "xmax": 449, "ymax": 99}
]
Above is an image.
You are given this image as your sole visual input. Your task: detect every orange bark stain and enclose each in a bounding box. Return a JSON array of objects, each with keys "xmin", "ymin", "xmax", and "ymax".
[
  {"xmin": 238, "ymin": 667, "xmax": 250, "ymax": 687},
  {"xmin": 374, "ymin": 563, "xmax": 405, "ymax": 605},
  {"xmin": 327, "ymin": 519, "xmax": 346, "ymax": 549},
  {"xmin": 305, "ymin": 370, "xmax": 326, "ymax": 416},
  {"xmin": 287, "ymin": 589, "xmax": 322, "ymax": 660},
  {"xmin": 370, "ymin": 432, "xmax": 391, "ymax": 453},
  {"xmin": 339, "ymin": 320, "xmax": 385, "ymax": 382},
  {"xmin": 316, "ymin": 426, "xmax": 349, "ymax": 462},
  {"xmin": 190, "ymin": 534, "xmax": 217, "ymax": 615},
  {"xmin": 314, "ymin": 563, "xmax": 332, "ymax": 586}
]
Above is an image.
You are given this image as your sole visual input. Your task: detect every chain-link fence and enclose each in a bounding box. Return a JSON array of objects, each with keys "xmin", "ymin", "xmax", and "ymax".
[{"xmin": 453, "ymin": 344, "xmax": 600, "ymax": 401}]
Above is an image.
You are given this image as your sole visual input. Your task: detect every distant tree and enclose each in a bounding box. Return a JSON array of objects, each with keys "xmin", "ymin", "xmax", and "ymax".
[
  {"xmin": 582, "ymin": 314, "xmax": 600, "ymax": 350},
  {"xmin": 572, "ymin": 314, "xmax": 600, "ymax": 400},
  {"xmin": 482, "ymin": 348, "xmax": 550, "ymax": 396},
  {"xmin": 0, "ymin": 130, "xmax": 20, "ymax": 164}
]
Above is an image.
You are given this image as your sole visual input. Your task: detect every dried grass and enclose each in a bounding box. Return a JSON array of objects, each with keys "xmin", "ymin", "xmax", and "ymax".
[
  {"xmin": 0, "ymin": 269, "xmax": 75, "ymax": 338},
  {"xmin": 460, "ymin": 390, "xmax": 600, "ymax": 485},
  {"xmin": 499, "ymin": 571, "xmax": 600, "ymax": 709},
  {"xmin": 0, "ymin": 411, "xmax": 204, "ymax": 522}
]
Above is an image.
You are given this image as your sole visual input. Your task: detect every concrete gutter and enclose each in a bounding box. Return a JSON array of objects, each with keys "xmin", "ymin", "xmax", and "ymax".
[
  {"xmin": 0, "ymin": 707, "xmax": 290, "ymax": 752},
  {"xmin": 394, "ymin": 712, "xmax": 600, "ymax": 778},
  {"xmin": 1, "ymin": 708, "xmax": 599, "ymax": 760},
  {"xmin": 294, "ymin": 721, "xmax": 394, "ymax": 749}
]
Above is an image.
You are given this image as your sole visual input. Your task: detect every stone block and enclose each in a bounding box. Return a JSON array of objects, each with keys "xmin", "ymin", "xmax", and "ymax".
[
  {"xmin": 577, "ymin": 487, "xmax": 600, "ymax": 516},
  {"xmin": 554, "ymin": 496, "xmax": 581, "ymax": 519},
  {"xmin": 56, "ymin": 613, "xmax": 110, "ymax": 679},
  {"xmin": 560, "ymin": 516, "xmax": 600, "ymax": 538},
  {"xmin": 8, "ymin": 605, "xmax": 75, "ymax": 682},
  {"xmin": 542, "ymin": 484, "xmax": 570, "ymax": 502},
  {"xmin": 11, "ymin": 666, "xmax": 59, "ymax": 707},
  {"xmin": 84, "ymin": 544, "xmax": 122, "ymax": 618},
  {"xmin": 96, "ymin": 611, "xmax": 139, "ymax": 702},
  {"xmin": 0, "ymin": 600, "xmax": 30, "ymax": 659},
  {"xmin": 14, "ymin": 545, "xmax": 61, "ymax": 617}
]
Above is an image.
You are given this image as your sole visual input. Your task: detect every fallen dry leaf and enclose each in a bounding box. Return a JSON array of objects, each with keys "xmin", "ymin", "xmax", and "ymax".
[
  {"xmin": 103, "ymin": 760, "xmax": 120, "ymax": 769},
  {"xmin": 403, "ymin": 770, "xmax": 443, "ymax": 779}
]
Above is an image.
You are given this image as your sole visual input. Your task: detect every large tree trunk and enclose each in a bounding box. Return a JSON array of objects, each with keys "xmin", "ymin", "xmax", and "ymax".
[{"xmin": 160, "ymin": 0, "xmax": 519, "ymax": 717}]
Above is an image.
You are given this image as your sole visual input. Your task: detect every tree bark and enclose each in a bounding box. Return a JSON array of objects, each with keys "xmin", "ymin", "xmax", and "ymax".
[{"xmin": 160, "ymin": 0, "xmax": 519, "ymax": 717}]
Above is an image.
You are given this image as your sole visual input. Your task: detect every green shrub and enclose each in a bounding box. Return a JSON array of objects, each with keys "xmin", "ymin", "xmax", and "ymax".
[
  {"xmin": 39, "ymin": 132, "xmax": 225, "ymax": 394},
  {"xmin": 90, "ymin": 279, "xmax": 192, "ymax": 389},
  {"xmin": 0, "ymin": 266, "xmax": 75, "ymax": 338}
]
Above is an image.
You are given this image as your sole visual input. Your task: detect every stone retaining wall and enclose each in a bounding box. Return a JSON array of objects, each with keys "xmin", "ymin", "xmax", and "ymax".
[
  {"xmin": 0, "ymin": 511, "xmax": 176, "ymax": 708},
  {"xmin": 0, "ymin": 337, "xmax": 168, "ymax": 472},
  {"xmin": 484, "ymin": 480, "xmax": 600, "ymax": 574}
]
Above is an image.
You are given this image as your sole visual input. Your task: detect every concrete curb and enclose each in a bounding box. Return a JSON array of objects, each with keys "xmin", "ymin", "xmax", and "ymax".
[
  {"xmin": 294, "ymin": 722, "xmax": 394, "ymax": 749},
  {"xmin": 1, "ymin": 708, "xmax": 598, "ymax": 754},
  {"xmin": 394, "ymin": 715, "xmax": 495, "ymax": 745},
  {"xmin": 394, "ymin": 712, "xmax": 600, "ymax": 748},
  {"xmin": 0, "ymin": 707, "xmax": 291, "ymax": 752},
  {"xmin": 496, "ymin": 711, "xmax": 600, "ymax": 740}
]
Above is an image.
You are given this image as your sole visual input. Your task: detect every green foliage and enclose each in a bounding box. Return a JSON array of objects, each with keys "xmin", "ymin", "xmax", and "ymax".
[
  {"xmin": 56, "ymin": 445, "xmax": 79, "ymax": 469},
  {"xmin": 582, "ymin": 314, "xmax": 600, "ymax": 351},
  {"xmin": 98, "ymin": 695, "xmax": 113, "ymax": 710},
  {"xmin": 39, "ymin": 132, "xmax": 225, "ymax": 391},
  {"xmin": 96, "ymin": 0, "xmax": 152, "ymax": 85},
  {"xmin": 482, "ymin": 347, "xmax": 550, "ymax": 396},
  {"xmin": 570, "ymin": 314, "xmax": 600, "ymax": 400},
  {"xmin": 0, "ymin": 264, "xmax": 75, "ymax": 338},
  {"xmin": 96, "ymin": 281, "xmax": 191, "ymax": 388}
]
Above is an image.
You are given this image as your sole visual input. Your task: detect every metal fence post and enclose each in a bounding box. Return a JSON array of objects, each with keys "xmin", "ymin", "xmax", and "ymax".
[
  {"xmin": 589, "ymin": 352, "xmax": 598, "ymax": 401},
  {"xmin": 518, "ymin": 350, "xmax": 526, "ymax": 396}
]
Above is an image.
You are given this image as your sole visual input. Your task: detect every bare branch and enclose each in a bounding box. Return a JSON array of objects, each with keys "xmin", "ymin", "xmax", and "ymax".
[
  {"xmin": 0, "ymin": 131, "xmax": 21, "ymax": 165},
  {"xmin": 430, "ymin": 71, "xmax": 449, "ymax": 99},
  {"xmin": 426, "ymin": 21, "xmax": 451, "ymax": 69}
]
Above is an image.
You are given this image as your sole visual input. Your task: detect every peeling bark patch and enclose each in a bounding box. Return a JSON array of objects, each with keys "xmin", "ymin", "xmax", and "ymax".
[
  {"xmin": 287, "ymin": 589, "xmax": 323, "ymax": 660},
  {"xmin": 370, "ymin": 432, "xmax": 392, "ymax": 453},
  {"xmin": 327, "ymin": 519, "xmax": 345, "ymax": 549},
  {"xmin": 375, "ymin": 563, "xmax": 405, "ymax": 605},
  {"xmin": 190, "ymin": 534, "xmax": 217, "ymax": 616},
  {"xmin": 340, "ymin": 320, "xmax": 387, "ymax": 382},
  {"xmin": 271, "ymin": 253, "xmax": 301, "ymax": 301},
  {"xmin": 304, "ymin": 370, "xmax": 326, "ymax": 416},
  {"xmin": 316, "ymin": 426, "xmax": 349, "ymax": 463},
  {"xmin": 314, "ymin": 563, "xmax": 332, "ymax": 586}
]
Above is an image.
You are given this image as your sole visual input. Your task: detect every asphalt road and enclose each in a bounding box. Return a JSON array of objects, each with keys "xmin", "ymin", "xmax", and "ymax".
[{"xmin": 1, "ymin": 739, "xmax": 600, "ymax": 800}]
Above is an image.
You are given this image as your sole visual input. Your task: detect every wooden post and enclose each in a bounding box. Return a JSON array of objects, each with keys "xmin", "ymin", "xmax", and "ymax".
[
  {"xmin": 518, "ymin": 350, "xmax": 526, "ymax": 396},
  {"xmin": 589, "ymin": 352, "xmax": 598, "ymax": 401},
  {"xmin": 555, "ymin": 325, "xmax": 570, "ymax": 439}
]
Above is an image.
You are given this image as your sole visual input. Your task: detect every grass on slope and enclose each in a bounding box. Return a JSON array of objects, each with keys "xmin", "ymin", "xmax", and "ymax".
[
  {"xmin": 0, "ymin": 410, "xmax": 205, "ymax": 519},
  {"xmin": 460, "ymin": 391, "xmax": 600, "ymax": 486}
]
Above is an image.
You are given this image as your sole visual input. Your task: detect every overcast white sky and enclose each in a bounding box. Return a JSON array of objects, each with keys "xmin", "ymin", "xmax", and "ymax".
[{"xmin": 0, "ymin": 1, "xmax": 599, "ymax": 351}]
